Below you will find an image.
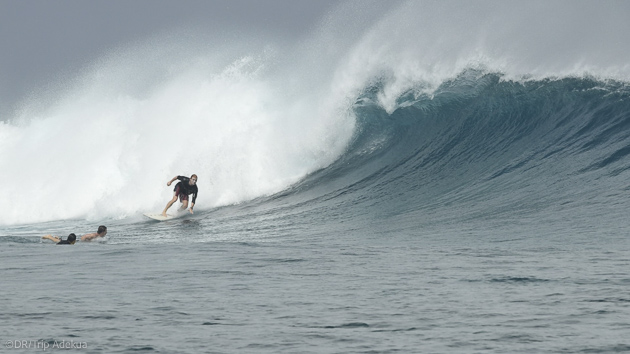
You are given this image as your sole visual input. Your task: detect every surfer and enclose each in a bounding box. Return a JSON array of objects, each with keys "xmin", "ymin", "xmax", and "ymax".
[
  {"xmin": 42, "ymin": 233, "xmax": 77, "ymax": 245},
  {"xmin": 162, "ymin": 174, "xmax": 198, "ymax": 217},
  {"xmin": 80, "ymin": 225, "xmax": 108, "ymax": 241}
]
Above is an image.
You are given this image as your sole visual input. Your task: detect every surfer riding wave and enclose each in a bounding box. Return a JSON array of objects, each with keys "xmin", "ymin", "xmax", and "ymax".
[{"xmin": 162, "ymin": 174, "xmax": 198, "ymax": 217}]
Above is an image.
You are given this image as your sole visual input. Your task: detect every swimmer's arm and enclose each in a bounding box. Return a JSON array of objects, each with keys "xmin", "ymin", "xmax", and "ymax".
[{"xmin": 42, "ymin": 235, "xmax": 60, "ymax": 243}]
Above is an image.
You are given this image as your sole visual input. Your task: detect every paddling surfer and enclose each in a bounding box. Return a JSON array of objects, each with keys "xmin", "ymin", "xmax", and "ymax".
[
  {"xmin": 42, "ymin": 225, "xmax": 107, "ymax": 244},
  {"xmin": 162, "ymin": 174, "xmax": 198, "ymax": 217},
  {"xmin": 81, "ymin": 225, "xmax": 108, "ymax": 241},
  {"xmin": 42, "ymin": 233, "xmax": 77, "ymax": 245}
]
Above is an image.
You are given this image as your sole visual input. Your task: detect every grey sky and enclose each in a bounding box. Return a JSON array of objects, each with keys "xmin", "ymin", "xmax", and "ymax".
[{"xmin": 0, "ymin": 0, "xmax": 341, "ymax": 115}]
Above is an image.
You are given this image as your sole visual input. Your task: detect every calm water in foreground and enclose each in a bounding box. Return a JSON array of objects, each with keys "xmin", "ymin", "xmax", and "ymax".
[{"xmin": 2, "ymin": 220, "xmax": 629, "ymax": 353}]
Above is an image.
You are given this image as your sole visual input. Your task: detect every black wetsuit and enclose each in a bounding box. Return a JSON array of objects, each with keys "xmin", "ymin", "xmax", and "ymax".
[
  {"xmin": 56, "ymin": 240, "xmax": 74, "ymax": 245},
  {"xmin": 174, "ymin": 176, "xmax": 198, "ymax": 204}
]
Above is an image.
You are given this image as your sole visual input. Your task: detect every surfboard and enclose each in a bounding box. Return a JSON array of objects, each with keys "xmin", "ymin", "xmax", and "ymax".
[{"xmin": 143, "ymin": 212, "xmax": 187, "ymax": 221}]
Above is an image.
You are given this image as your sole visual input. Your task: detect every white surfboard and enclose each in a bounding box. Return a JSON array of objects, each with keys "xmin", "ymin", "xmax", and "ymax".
[{"xmin": 143, "ymin": 212, "xmax": 187, "ymax": 221}]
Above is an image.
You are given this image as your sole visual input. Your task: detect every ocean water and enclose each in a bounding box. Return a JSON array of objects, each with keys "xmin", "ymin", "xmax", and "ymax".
[
  {"xmin": 2, "ymin": 229, "xmax": 629, "ymax": 353},
  {"xmin": 2, "ymin": 1, "xmax": 630, "ymax": 353}
]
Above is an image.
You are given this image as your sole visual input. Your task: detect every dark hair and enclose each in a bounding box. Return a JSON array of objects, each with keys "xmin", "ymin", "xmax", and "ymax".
[
  {"xmin": 191, "ymin": 174, "xmax": 198, "ymax": 179},
  {"xmin": 67, "ymin": 233, "xmax": 77, "ymax": 242},
  {"xmin": 97, "ymin": 225, "xmax": 107, "ymax": 234}
]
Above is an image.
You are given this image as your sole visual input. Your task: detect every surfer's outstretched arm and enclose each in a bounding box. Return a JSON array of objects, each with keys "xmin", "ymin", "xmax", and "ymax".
[{"xmin": 166, "ymin": 176, "xmax": 178, "ymax": 187}]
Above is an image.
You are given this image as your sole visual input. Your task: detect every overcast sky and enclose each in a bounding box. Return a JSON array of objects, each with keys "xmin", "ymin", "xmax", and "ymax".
[{"xmin": 0, "ymin": 0, "xmax": 342, "ymax": 115}]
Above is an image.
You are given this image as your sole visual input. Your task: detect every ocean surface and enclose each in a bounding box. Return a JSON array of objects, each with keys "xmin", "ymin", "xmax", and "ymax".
[{"xmin": 2, "ymin": 1, "xmax": 630, "ymax": 353}]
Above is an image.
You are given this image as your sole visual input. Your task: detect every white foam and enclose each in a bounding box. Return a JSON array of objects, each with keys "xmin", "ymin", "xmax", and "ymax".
[
  {"xmin": 332, "ymin": 0, "xmax": 630, "ymax": 113},
  {"xmin": 0, "ymin": 32, "xmax": 357, "ymax": 225}
]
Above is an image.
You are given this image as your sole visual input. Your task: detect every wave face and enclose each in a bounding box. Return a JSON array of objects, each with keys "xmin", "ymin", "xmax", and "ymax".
[
  {"xmin": 253, "ymin": 72, "xmax": 630, "ymax": 237},
  {"xmin": 2, "ymin": 0, "xmax": 630, "ymax": 229}
]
